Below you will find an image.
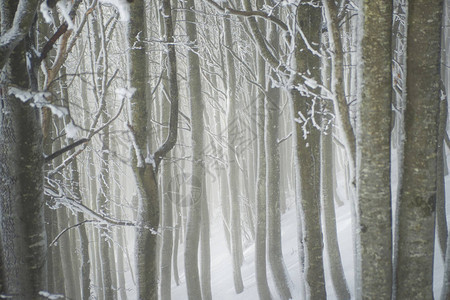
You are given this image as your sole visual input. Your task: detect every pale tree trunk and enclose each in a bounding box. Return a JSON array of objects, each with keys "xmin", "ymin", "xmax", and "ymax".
[
  {"xmin": 129, "ymin": 1, "xmax": 179, "ymax": 299},
  {"xmin": 291, "ymin": 3, "xmax": 326, "ymax": 299},
  {"xmin": 184, "ymin": 0, "xmax": 211, "ymax": 298},
  {"xmin": 254, "ymin": 5, "xmax": 272, "ymax": 299},
  {"xmin": 112, "ymin": 156, "xmax": 127, "ymax": 300},
  {"xmin": 396, "ymin": 0, "xmax": 444, "ymax": 298},
  {"xmin": 223, "ymin": 8, "xmax": 245, "ymax": 294},
  {"xmin": 322, "ymin": 0, "xmax": 356, "ymax": 169},
  {"xmin": 266, "ymin": 20, "xmax": 292, "ymax": 300},
  {"xmin": 320, "ymin": 36, "xmax": 350, "ymax": 300},
  {"xmin": 96, "ymin": 110, "xmax": 114, "ymax": 300},
  {"xmin": 356, "ymin": 1, "xmax": 393, "ymax": 299},
  {"xmin": 0, "ymin": 2, "xmax": 47, "ymax": 296},
  {"xmin": 72, "ymin": 157, "xmax": 91, "ymax": 300},
  {"xmin": 159, "ymin": 4, "xmax": 173, "ymax": 299},
  {"xmin": 128, "ymin": 1, "xmax": 157, "ymax": 298}
]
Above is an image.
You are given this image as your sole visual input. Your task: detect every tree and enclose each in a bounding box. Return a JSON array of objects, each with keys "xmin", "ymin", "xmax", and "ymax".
[
  {"xmin": 0, "ymin": 1, "xmax": 47, "ymax": 299},
  {"xmin": 356, "ymin": 0, "xmax": 393, "ymax": 298},
  {"xmin": 291, "ymin": 3, "xmax": 326, "ymax": 299},
  {"xmin": 223, "ymin": 5, "xmax": 245, "ymax": 294},
  {"xmin": 254, "ymin": 1, "xmax": 272, "ymax": 298},
  {"xmin": 184, "ymin": 0, "xmax": 212, "ymax": 298},
  {"xmin": 128, "ymin": 0, "xmax": 179, "ymax": 299},
  {"xmin": 396, "ymin": 0, "xmax": 444, "ymax": 298}
]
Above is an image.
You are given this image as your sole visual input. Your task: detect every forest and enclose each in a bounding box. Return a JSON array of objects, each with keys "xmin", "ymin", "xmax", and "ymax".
[{"xmin": 0, "ymin": 0, "xmax": 448, "ymax": 299}]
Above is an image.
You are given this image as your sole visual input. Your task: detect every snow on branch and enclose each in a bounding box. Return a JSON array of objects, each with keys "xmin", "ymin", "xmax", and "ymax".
[
  {"xmin": 0, "ymin": 0, "xmax": 39, "ymax": 70},
  {"xmin": 204, "ymin": 0, "xmax": 289, "ymax": 32},
  {"xmin": 44, "ymin": 183, "xmax": 136, "ymax": 228},
  {"xmin": 100, "ymin": 0, "xmax": 131, "ymax": 21},
  {"xmin": 7, "ymin": 87, "xmax": 69, "ymax": 117}
]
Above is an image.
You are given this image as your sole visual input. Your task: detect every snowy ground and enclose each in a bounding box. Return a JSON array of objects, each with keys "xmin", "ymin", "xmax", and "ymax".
[{"xmin": 170, "ymin": 197, "xmax": 446, "ymax": 300}]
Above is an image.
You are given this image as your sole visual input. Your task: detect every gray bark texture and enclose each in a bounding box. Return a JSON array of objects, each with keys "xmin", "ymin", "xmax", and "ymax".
[
  {"xmin": 291, "ymin": 2, "xmax": 326, "ymax": 299},
  {"xmin": 320, "ymin": 39, "xmax": 350, "ymax": 299},
  {"xmin": 0, "ymin": 37, "xmax": 47, "ymax": 300},
  {"xmin": 159, "ymin": 5, "xmax": 173, "ymax": 299},
  {"xmin": 184, "ymin": 0, "xmax": 211, "ymax": 298},
  {"xmin": 356, "ymin": 1, "xmax": 393, "ymax": 299},
  {"xmin": 396, "ymin": 0, "xmax": 444, "ymax": 298},
  {"xmin": 266, "ymin": 21, "xmax": 292, "ymax": 300},
  {"xmin": 129, "ymin": 1, "xmax": 179, "ymax": 299},
  {"xmin": 223, "ymin": 8, "xmax": 244, "ymax": 294},
  {"xmin": 128, "ymin": 1, "xmax": 157, "ymax": 299},
  {"xmin": 254, "ymin": 11, "xmax": 272, "ymax": 300}
]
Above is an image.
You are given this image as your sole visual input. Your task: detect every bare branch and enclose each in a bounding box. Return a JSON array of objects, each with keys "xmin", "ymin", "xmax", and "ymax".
[
  {"xmin": 44, "ymin": 138, "xmax": 89, "ymax": 162},
  {"xmin": 203, "ymin": 0, "xmax": 289, "ymax": 32}
]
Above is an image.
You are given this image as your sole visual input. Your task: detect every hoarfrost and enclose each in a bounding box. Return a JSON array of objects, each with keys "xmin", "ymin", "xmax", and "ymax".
[
  {"xmin": 8, "ymin": 87, "xmax": 69, "ymax": 118},
  {"xmin": 56, "ymin": 0, "xmax": 74, "ymax": 30},
  {"xmin": 65, "ymin": 121, "xmax": 80, "ymax": 140},
  {"xmin": 39, "ymin": 2, "xmax": 53, "ymax": 24},
  {"xmin": 304, "ymin": 77, "xmax": 318, "ymax": 89},
  {"xmin": 116, "ymin": 87, "xmax": 136, "ymax": 100},
  {"xmin": 38, "ymin": 291, "xmax": 64, "ymax": 299},
  {"xmin": 100, "ymin": 0, "xmax": 131, "ymax": 22}
]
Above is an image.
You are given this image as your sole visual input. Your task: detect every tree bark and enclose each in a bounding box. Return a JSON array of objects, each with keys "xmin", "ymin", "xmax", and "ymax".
[
  {"xmin": 356, "ymin": 1, "xmax": 393, "ymax": 299},
  {"xmin": 321, "ymin": 35, "xmax": 350, "ymax": 300},
  {"xmin": 254, "ymin": 8, "xmax": 272, "ymax": 300},
  {"xmin": 183, "ymin": 0, "xmax": 210, "ymax": 298},
  {"xmin": 223, "ymin": 6, "xmax": 245, "ymax": 294},
  {"xmin": 396, "ymin": 0, "xmax": 444, "ymax": 298},
  {"xmin": 0, "ymin": 39, "xmax": 47, "ymax": 300},
  {"xmin": 291, "ymin": 3, "xmax": 326, "ymax": 299}
]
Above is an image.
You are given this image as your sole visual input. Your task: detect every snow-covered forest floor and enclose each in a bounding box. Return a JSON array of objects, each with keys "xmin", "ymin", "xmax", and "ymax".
[{"xmin": 167, "ymin": 180, "xmax": 448, "ymax": 300}]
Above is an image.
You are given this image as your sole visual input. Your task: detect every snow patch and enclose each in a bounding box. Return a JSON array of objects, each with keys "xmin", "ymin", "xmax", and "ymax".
[
  {"xmin": 100, "ymin": 0, "xmax": 131, "ymax": 22},
  {"xmin": 56, "ymin": 0, "xmax": 74, "ymax": 30},
  {"xmin": 116, "ymin": 87, "xmax": 136, "ymax": 100},
  {"xmin": 65, "ymin": 121, "xmax": 80, "ymax": 140},
  {"xmin": 8, "ymin": 87, "xmax": 70, "ymax": 118},
  {"xmin": 38, "ymin": 291, "xmax": 65, "ymax": 299},
  {"xmin": 39, "ymin": 2, "xmax": 54, "ymax": 24}
]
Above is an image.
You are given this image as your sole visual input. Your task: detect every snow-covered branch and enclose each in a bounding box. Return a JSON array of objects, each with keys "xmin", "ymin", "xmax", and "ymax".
[{"xmin": 0, "ymin": 0, "xmax": 39, "ymax": 70}]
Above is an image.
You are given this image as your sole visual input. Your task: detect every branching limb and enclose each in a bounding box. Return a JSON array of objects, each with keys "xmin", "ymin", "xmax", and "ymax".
[
  {"xmin": 44, "ymin": 138, "xmax": 89, "ymax": 162},
  {"xmin": 204, "ymin": 0, "xmax": 289, "ymax": 32}
]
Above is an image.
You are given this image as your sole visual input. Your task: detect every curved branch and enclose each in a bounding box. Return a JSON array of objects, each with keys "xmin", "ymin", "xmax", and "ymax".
[
  {"xmin": 153, "ymin": 0, "xmax": 179, "ymax": 169},
  {"xmin": 204, "ymin": 0, "xmax": 289, "ymax": 32}
]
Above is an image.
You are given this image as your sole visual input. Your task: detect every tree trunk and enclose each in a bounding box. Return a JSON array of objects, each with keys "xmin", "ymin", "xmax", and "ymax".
[
  {"xmin": 320, "ymin": 36, "xmax": 350, "ymax": 299},
  {"xmin": 291, "ymin": 3, "xmax": 326, "ymax": 299},
  {"xmin": 128, "ymin": 1, "xmax": 158, "ymax": 299},
  {"xmin": 223, "ymin": 8, "xmax": 245, "ymax": 294},
  {"xmin": 254, "ymin": 8, "xmax": 272, "ymax": 300},
  {"xmin": 183, "ymin": 0, "xmax": 210, "ymax": 299},
  {"xmin": 356, "ymin": 1, "xmax": 393, "ymax": 299},
  {"xmin": 0, "ymin": 37, "xmax": 47, "ymax": 300},
  {"xmin": 265, "ymin": 20, "xmax": 292, "ymax": 300},
  {"xmin": 396, "ymin": 1, "xmax": 444, "ymax": 298}
]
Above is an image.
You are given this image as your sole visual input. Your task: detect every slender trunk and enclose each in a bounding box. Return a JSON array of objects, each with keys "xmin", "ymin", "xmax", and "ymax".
[
  {"xmin": 436, "ymin": 86, "xmax": 448, "ymax": 258},
  {"xmin": 223, "ymin": 8, "xmax": 244, "ymax": 294},
  {"xmin": 320, "ymin": 39, "xmax": 350, "ymax": 299},
  {"xmin": 159, "ymin": 4, "xmax": 174, "ymax": 298},
  {"xmin": 254, "ymin": 17, "xmax": 272, "ymax": 300},
  {"xmin": 184, "ymin": 0, "xmax": 211, "ymax": 298},
  {"xmin": 266, "ymin": 20, "xmax": 292, "ymax": 300},
  {"xmin": 291, "ymin": 3, "xmax": 326, "ymax": 299}
]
